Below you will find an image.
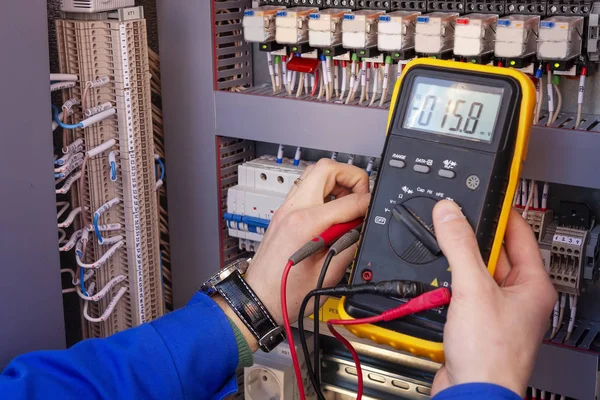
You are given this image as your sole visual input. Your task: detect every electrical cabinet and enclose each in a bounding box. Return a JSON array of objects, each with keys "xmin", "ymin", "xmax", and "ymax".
[{"xmin": 158, "ymin": 0, "xmax": 600, "ymax": 398}]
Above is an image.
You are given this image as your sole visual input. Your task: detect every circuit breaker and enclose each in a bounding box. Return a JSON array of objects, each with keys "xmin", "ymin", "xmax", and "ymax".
[
  {"xmin": 226, "ymin": 156, "xmax": 310, "ymax": 252},
  {"xmin": 415, "ymin": 12, "xmax": 458, "ymax": 57}
]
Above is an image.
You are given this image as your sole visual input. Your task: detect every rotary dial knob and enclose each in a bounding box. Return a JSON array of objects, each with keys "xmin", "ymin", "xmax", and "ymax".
[{"xmin": 388, "ymin": 197, "xmax": 441, "ymax": 265}]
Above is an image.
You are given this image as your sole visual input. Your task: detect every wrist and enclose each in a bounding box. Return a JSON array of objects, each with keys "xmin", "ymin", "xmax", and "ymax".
[{"xmin": 214, "ymin": 295, "xmax": 259, "ymax": 352}]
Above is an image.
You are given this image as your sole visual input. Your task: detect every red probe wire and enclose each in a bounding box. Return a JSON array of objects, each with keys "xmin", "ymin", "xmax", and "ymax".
[
  {"xmin": 327, "ymin": 288, "xmax": 452, "ymax": 400},
  {"xmin": 281, "ymin": 219, "xmax": 363, "ymax": 400},
  {"xmin": 281, "ymin": 260, "xmax": 305, "ymax": 399}
]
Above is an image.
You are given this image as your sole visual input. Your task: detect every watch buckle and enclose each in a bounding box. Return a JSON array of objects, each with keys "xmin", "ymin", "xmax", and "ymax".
[{"xmin": 259, "ymin": 326, "xmax": 285, "ymax": 349}]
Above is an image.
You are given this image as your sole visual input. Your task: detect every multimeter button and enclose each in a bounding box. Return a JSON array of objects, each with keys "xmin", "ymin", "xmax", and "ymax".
[
  {"xmin": 389, "ymin": 160, "xmax": 406, "ymax": 169},
  {"xmin": 438, "ymin": 169, "xmax": 456, "ymax": 179},
  {"xmin": 413, "ymin": 165, "xmax": 431, "ymax": 174}
]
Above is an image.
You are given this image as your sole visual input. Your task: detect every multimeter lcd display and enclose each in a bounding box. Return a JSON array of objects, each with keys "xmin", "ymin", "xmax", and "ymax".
[{"xmin": 403, "ymin": 77, "xmax": 504, "ymax": 143}]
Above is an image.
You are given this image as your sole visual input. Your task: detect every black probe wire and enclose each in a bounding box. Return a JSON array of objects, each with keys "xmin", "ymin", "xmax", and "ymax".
[
  {"xmin": 300, "ymin": 286, "xmax": 349, "ymax": 400},
  {"xmin": 299, "ymin": 281, "xmax": 429, "ymax": 399},
  {"xmin": 313, "ymin": 249, "xmax": 336, "ymax": 388}
]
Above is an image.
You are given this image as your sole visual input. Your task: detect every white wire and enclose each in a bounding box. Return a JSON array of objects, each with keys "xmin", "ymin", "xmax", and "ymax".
[
  {"xmin": 551, "ymin": 299, "xmax": 560, "ymax": 338},
  {"xmin": 380, "ymin": 62, "xmax": 391, "ymax": 108},
  {"xmin": 340, "ymin": 66, "xmax": 348, "ymax": 99},
  {"xmin": 57, "ymin": 207, "xmax": 81, "ymax": 229},
  {"xmin": 59, "ymin": 229, "xmax": 83, "ymax": 252},
  {"xmin": 77, "ymin": 275, "xmax": 127, "ymax": 302},
  {"xmin": 541, "ymin": 182, "xmax": 550, "ymax": 211},
  {"xmin": 55, "ymin": 153, "xmax": 84, "ymax": 174},
  {"xmin": 566, "ymin": 295, "xmax": 578, "ymax": 341},
  {"xmin": 333, "ymin": 62, "xmax": 339, "ymax": 98},
  {"xmin": 58, "ymin": 229, "xmax": 68, "ymax": 245},
  {"xmin": 76, "ymin": 240, "xmax": 125, "ymax": 269},
  {"xmin": 522, "ymin": 180, "xmax": 535, "ymax": 219},
  {"xmin": 100, "ymin": 235, "xmax": 124, "ymax": 245},
  {"xmin": 576, "ymin": 73, "xmax": 586, "ymax": 129},
  {"xmin": 94, "ymin": 197, "xmax": 120, "ymax": 219},
  {"xmin": 266, "ymin": 53, "xmax": 276, "ymax": 92},
  {"xmin": 552, "ymin": 84, "xmax": 562, "ymax": 124},
  {"xmin": 83, "ymin": 282, "xmax": 128, "ymax": 323},
  {"xmin": 369, "ymin": 66, "xmax": 380, "ymax": 106},
  {"xmin": 56, "ymin": 202, "xmax": 70, "ymax": 220},
  {"xmin": 546, "ymin": 70, "xmax": 555, "ymax": 126},
  {"xmin": 534, "ymin": 74, "xmax": 543, "ymax": 124}
]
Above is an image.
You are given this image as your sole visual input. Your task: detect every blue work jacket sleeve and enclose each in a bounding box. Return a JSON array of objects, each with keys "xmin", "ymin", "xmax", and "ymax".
[
  {"xmin": 433, "ymin": 383, "xmax": 522, "ymax": 400},
  {"xmin": 0, "ymin": 292, "xmax": 239, "ymax": 400}
]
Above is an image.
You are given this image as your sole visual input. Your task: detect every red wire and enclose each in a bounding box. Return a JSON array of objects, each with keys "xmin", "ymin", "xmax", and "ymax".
[
  {"xmin": 281, "ymin": 260, "xmax": 306, "ymax": 400},
  {"xmin": 328, "ymin": 323, "xmax": 364, "ymax": 400},
  {"xmin": 311, "ymin": 69, "xmax": 320, "ymax": 97}
]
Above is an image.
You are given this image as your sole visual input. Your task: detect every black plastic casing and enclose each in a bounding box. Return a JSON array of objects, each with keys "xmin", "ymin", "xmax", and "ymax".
[{"xmin": 345, "ymin": 65, "xmax": 523, "ymax": 343}]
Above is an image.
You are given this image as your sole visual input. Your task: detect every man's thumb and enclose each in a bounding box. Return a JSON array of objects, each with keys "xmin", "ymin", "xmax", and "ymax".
[{"xmin": 432, "ymin": 200, "xmax": 489, "ymax": 290}]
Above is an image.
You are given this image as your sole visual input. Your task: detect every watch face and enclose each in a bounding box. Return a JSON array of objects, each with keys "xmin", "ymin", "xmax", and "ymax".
[{"xmin": 201, "ymin": 258, "xmax": 251, "ymax": 294}]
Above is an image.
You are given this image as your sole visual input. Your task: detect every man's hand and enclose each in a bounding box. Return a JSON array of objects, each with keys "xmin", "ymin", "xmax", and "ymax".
[
  {"xmin": 431, "ymin": 200, "xmax": 557, "ymax": 397},
  {"xmin": 220, "ymin": 159, "xmax": 371, "ymax": 351}
]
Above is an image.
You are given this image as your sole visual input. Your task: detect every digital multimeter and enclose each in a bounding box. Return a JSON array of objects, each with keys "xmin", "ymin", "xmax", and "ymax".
[{"xmin": 340, "ymin": 58, "xmax": 536, "ymax": 362}]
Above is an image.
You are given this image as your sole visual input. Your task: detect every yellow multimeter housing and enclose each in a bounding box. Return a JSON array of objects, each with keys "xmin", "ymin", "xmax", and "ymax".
[{"xmin": 340, "ymin": 58, "xmax": 536, "ymax": 362}]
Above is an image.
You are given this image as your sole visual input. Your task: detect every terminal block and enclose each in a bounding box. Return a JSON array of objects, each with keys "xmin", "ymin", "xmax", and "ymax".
[
  {"xmin": 56, "ymin": 9, "xmax": 163, "ymax": 336},
  {"xmin": 289, "ymin": 0, "xmax": 324, "ymax": 7},
  {"xmin": 453, "ymin": 13, "xmax": 497, "ymax": 64},
  {"xmin": 243, "ymin": 6, "xmax": 286, "ymax": 43},
  {"xmin": 588, "ymin": 2, "xmax": 600, "ymax": 61},
  {"xmin": 427, "ymin": 0, "xmax": 466, "ymax": 12},
  {"xmin": 324, "ymin": 0, "xmax": 357, "ymax": 9},
  {"xmin": 415, "ymin": 12, "xmax": 459, "ymax": 58},
  {"xmin": 308, "ymin": 9, "xmax": 351, "ymax": 51},
  {"xmin": 523, "ymin": 210, "xmax": 555, "ymax": 243},
  {"xmin": 465, "ymin": 0, "xmax": 506, "ymax": 13},
  {"xmin": 356, "ymin": 0, "xmax": 393, "ymax": 10},
  {"xmin": 537, "ymin": 16, "xmax": 584, "ymax": 67},
  {"xmin": 540, "ymin": 220, "xmax": 558, "ymax": 272},
  {"xmin": 495, "ymin": 15, "xmax": 540, "ymax": 67},
  {"xmin": 390, "ymin": 0, "xmax": 427, "ymax": 11},
  {"xmin": 547, "ymin": 0, "xmax": 592, "ymax": 15},
  {"xmin": 226, "ymin": 156, "xmax": 310, "ymax": 252},
  {"xmin": 506, "ymin": 0, "xmax": 547, "ymax": 14},
  {"xmin": 377, "ymin": 11, "xmax": 420, "ymax": 60},
  {"xmin": 583, "ymin": 226, "xmax": 600, "ymax": 283},
  {"xmin": 260, "ymin": 0, "xmax": 292, "ymax": 5},
  {"xmin": 342, "ymin": 10, "xmax": 386, "ymax": 57},
  {"xmin": 548, "ymin": 227, "xmax": 589, "ymax": 295},
  {"xmin": 276, "ymin": 7, "xmax": 319, "ymax": 50}
]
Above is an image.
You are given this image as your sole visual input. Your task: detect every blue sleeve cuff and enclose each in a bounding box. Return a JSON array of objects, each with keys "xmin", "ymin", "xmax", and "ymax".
[
  {"xmin": 433, "ymin": 383, "xmax": 522, "ymax": 400},
  {"xmin": 150, "ymin": 292, "xmax": 240, "ymax": 399}
]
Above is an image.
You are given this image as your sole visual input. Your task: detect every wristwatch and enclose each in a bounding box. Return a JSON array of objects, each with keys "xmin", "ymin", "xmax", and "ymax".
[{"xmin": 201, "ymin": 258, "xmax": 285, "ymax": 352}]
